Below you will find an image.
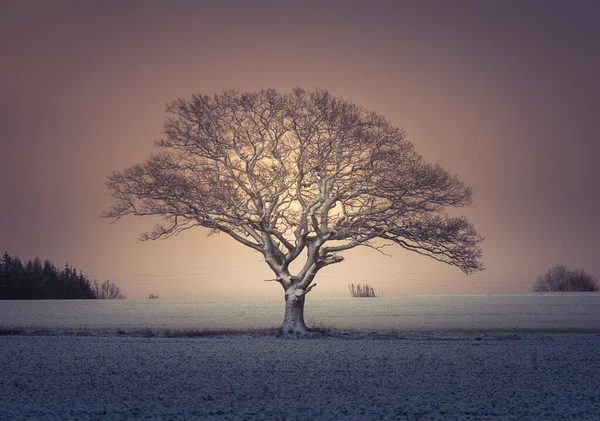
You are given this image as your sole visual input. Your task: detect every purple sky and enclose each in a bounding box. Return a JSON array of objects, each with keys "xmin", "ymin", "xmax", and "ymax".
[{"xmin": 2, "ymin": 0, "xmax": 600, "ymax": 298}]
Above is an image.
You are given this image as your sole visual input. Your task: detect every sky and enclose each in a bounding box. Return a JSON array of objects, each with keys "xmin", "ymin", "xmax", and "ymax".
[{"xmin": 2, "ymin": 0, "xmax": 600, "ymax": 299}]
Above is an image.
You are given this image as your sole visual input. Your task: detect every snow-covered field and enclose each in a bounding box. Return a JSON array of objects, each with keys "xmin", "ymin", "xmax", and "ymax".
[
  {"xmin": 1, "ymin": 332, "xmax": 599, "ymax": 420},
  {"xmin": 2, "ymin": 293, "xmax": 600, "ymax": 332}
]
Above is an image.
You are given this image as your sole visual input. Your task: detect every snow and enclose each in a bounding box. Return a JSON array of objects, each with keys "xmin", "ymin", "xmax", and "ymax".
[
  {"xmin": 1, "ymin": 332, "xmax": 599, "ymax": 420},
  {"xmin": 2, "ymin": 293, "xmax": 599, "ymax": 332}
]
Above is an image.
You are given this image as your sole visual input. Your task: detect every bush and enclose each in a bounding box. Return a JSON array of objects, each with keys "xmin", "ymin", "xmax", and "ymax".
[
  {"xmin": 93, "ymin": 279, "xmax": 126, "ymax": 299},
  {"xmin": 533, "ymin": 265, "xmax": 599, "ymax": 292},
  {"xmin": 348, "ymin": 283, "xmax": 378, "ymax": 297}
]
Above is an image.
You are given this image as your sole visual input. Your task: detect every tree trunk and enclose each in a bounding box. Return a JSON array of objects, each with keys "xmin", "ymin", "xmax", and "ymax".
[{"xmin": 280, "ymin": 287, "xmax": 308, "ymax": 334}]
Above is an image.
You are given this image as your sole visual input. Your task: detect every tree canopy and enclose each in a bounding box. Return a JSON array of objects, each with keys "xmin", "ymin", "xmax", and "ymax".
[{"xmin": 103, "ymin": 88, "xmax": 483, "ymax": 332}]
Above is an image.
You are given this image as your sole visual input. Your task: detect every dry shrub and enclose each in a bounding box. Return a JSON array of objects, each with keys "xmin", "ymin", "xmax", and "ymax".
[{"xmin": 348, "ymin": 283, "xmax": 378, "ymax": 297}]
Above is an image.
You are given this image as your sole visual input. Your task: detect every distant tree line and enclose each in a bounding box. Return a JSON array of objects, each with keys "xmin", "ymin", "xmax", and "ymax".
[{"xmin": 0, "ymin": 252, "xmax": 125, "ymax": 299}]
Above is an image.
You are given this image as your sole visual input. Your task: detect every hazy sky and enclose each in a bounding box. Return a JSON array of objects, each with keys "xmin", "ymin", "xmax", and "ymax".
[{"xmin": 2, "ymin": 0, "xmax": 600, "ymax": 298}]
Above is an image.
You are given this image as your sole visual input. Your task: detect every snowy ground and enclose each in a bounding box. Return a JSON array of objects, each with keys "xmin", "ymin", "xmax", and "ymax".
[{"xmin": 1, "ymin": 332, "xmax": 599, "ymax": 420}]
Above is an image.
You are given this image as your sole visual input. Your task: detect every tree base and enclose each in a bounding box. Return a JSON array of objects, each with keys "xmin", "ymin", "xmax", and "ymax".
[{"xmin": 279, "ymin": 321, "xmax": 308, "ymax": 335}]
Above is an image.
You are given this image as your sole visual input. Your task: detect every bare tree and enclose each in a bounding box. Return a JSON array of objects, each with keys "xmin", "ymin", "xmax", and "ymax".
[
  {"xmin": 533, "ymin": 265, "xmax": 599, "ymax": 292},
  {"xmin": 102, "ymin": 88, "xmax": 483, "ymax": 333},
  {"xmin": 93, "ymin": 279, "xmax": 126, "ymax": 299}
]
